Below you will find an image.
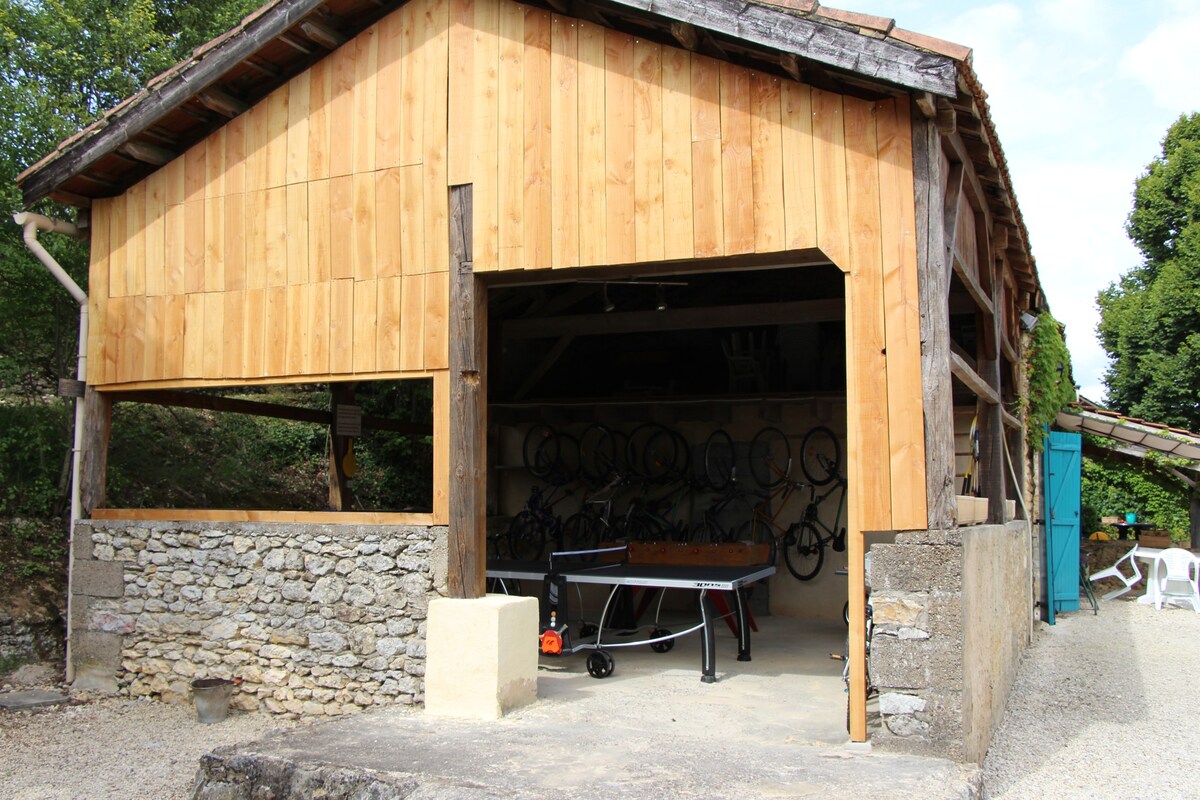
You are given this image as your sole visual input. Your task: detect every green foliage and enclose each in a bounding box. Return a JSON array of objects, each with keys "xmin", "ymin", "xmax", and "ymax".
[
  {"xmin": 0, "ymin": 516, "xmax": 65, "ymax": 582},
  {"xmin": 1081, "ymin": 444, "xmax": 1190, "ymax": 538},
  {"xmin": 0, "ymin": 400, "xmax": 69, "ymax": 517},
  {"xmin": 1024, "ymin": 311, "xmax": 1076, "ymax": 452},
  {"xmin": 1098, "ymin": 113, "xmax": 1200, "ymax": 430}
]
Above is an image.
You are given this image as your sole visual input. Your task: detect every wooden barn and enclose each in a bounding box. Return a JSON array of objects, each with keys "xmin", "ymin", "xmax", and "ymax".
[{"xmin": 15, "ymin": 0, "xmax": 1046, "ymax": 761}]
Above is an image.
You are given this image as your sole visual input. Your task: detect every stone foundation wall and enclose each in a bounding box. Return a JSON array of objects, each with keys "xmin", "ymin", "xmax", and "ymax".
[
  {"xmin": 70, "ymin": 520, "xmax": 448, "ymax": 717},
  {"xmin": 869, "ymin": 522, "xmax": 1032, "ymax": 763},
  {"xmin": 1, "ymin": 613, "xmax": 64, "ymax": 667}
]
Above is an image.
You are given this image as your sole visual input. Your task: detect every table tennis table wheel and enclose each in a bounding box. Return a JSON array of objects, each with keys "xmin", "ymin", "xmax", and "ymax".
[
  {"xmin": 586, "ymin": 650, "xmax": 614, "ymax": 679},
  {"xmin": 649, "ymin": 628, "xmax": 674, "ymax": 653}
]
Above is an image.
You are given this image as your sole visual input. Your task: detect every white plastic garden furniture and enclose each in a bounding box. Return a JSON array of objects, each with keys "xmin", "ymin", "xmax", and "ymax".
[
  {"xmin": 1152, "ymin": 548, "xmax": 1200, "ymax": 612},
  {"xmin": 1089, "ymin": 545, "xmax": 1143, "ymax": 600}
]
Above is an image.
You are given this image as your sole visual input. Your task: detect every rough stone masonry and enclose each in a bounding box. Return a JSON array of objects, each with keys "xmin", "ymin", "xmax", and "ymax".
[{"xmin": 72, "ymin": 520, "xmax": 449, "ymax": 717}]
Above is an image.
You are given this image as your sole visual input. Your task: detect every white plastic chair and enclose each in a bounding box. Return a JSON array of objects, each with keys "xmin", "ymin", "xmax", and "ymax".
[
  {"xmin": 1153, "ymin": 548, "xmax": 1200, "ymax": 612},
  {"xmin": 1089, "ymin": 545, "xmax": 1143, "ymax": 600}
]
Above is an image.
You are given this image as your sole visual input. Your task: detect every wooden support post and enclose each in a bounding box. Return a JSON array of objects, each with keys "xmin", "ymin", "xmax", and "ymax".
[
  {"xmin": 78, "ymin": 387, "xmax": 111, "ymax": 516},
  {"xmin": 448, "ymin": 183, "xmax": 486, "ymax": 599},
  {"xmin": 979, "ymin": 256, "xmax": 1007, "ymax": 524},
  {"xmin": 328, "ymin": 384, "xmax": 355, "ymax": 511},
  {"xmin": 913, "ymin": 108, "xmax": 956, "ymax": 529}
]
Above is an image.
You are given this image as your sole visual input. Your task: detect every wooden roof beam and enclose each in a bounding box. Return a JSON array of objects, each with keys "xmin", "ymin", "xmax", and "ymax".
[
  {"xmin": 299, "ymin": 19, "xmax": 347, "ymax": 50},
  {"xmin": 197, "ymin": 88, "xmax": 250, "ymax": 118},
  {"xmin": 117, "ymin": 141, "xmax": 177, "ymax": 166},
  {"xmin": 950, "ymin": 351, "xmax": 999, "ymax": 405}
]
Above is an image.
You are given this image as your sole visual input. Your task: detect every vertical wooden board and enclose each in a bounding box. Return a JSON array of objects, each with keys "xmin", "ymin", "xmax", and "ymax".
[
  {"xmin": 142, "ymin": 295, "xmax": 164, "ymax": 382},
  {"xmin": 376, "ymin": 274, "xmax": 402, "ymax": 372},
  {"xmin": 470, "ymin": 0, "xmax": 500, "ymax": 271},
  {"xmin": 399, "ymin": 2, "xmax": 424, "ymax": 167},
  {"xmin": 605, "ymin": 29, "xmax": 636, "ymax": 265},
  {"xmin": 781, "ymin": 80, "xmax": 817, "ymax": 250},
  {"xmin": 812, "ymin": 88, "xmax": 850, "ymax": 268},
  {"xmin": 551, "ymin": 13, "xmax": 580, "ymax": 268},
  {"xmin": 353, "ymin": 279, "xmax": 378, "ymax": 373},
  {"xmin": 285, "ymin": 283, "xmax": 305, "ymax": 375},
  {"xmin": 422, "ymin": 0, "xmax": 451, "ymax": 275},
  {"xmin": 376, "ymin": 8, "xmax": 403, "ymax": 170},
  {"xmin": 286, "ymin": 71, "xmax": 311, "ymax": 185},
  {"xmin": 521, "ymin": 7, "xmax": 551, "ymax": 270},
  {"xmin": 162, "ymin": 294, "xmax": 185, "ymax": 379},
  {"xmin": 329, "ymin": 176, "xmax": 355, "ymax": 280},
  {"xmin": 202, "ymin": 291, "xmax": 225, "ymax": 378},
  {"xmin": 749, "ymin": 72, "xmax": 785, "ymax": 254},
  {"xmin": 447, "ymin": 0, "xmax": 474, "ymax": 184},
  {"xmin": 87, "ymin": 198, "xmax": 111, "ymax": 384},
  {"xmin": 265, "ymin": 186, "xmax": 288, "ymax": 287},
  {"xmin": 244, "ymin": 189, "xmax": 267, "ymax": 289},
  {"xmin": 107, "ymin": 194, "xmax": 128, "ymax": 297},
  {"xmin": 843, "ymin": 96, "xmax": 891, "ymax": 531},
  {"xmin": 353, "ymin": 25, "xmax": 379, "ymax": 175},
  {"xmin": 876, "ymin": 99, "xmax": 927, "ymax": 530},
  {"xmin": 329, "ymin": 278, "xmax": 355, "ymax": 374},
  {"xmin": 496, "ymin": 0, "xmax": 525, "ymax": 270},
  {"xmin": 329, "ymin": 43, "xmax": 357, "ymax": 178},
  {"xmin": 423, "ymin": 270, "xmax": 449, "ymax": 369},
  {"xmin": 118, "ymin": 297, "xmax": 145, "ymax": 385},
  {"xmin": 204, "ymin": 197, "xmax": 225, "ymax": 293},
  {"xmin": 376, "ymin": 167, "xmax": 403, "ymax": 277},
  {"xmin": 164, "ymin": 201, "xmax": 185, "ymax": 295},
  {"xmin": 242, "ymin": 287, "xmax": 265, "ymax": 377},
  {"xmin": 184, "ymin": 142, "xmax": 207, "ymax": 203},
  {"xmin": 353, "ymin": 172, "xmax": 377, "ymax": 282},
  {"xmin": 144, "ymin": 170, "xmax": 167, "ymax": 296},
  {"xmin": 223, "ymin": 192, "xmax": 247, "ymax": 290},
  {"xmin": 184, "ymin": 199, "xmax": 205, "ymax": 293},
  {"xmin": 633, "ymin": 38, "xmax": 664, "ymax": 263},
  {"xmin": 399, "ymin": 273, "xmax": 425, "ymax": 371},
  {"xmin": 183, "ymin": 293, "xmax": 205, "ymax": 378},
  {"xmin": 720, "ymin": 62, "xmax": 753, "ymax": 255},
  {"xmin": 690, "ymin": 55, "xmax": 721, "ymax": 141},
  {"xmin": 164, "ymin": 156, "xmax": 185, "ymax": 206},
  {"xmin": 244, "ymin": 101, "xmax": 268, "ymax": 192},
  {"xmin": 307, "ymin": 179, "xmax": 332, "ymax": 283},
  {"xmin": 286, "ymin": 183, "xmax": 309, "ymax": 285},
  {"xmin": 691, "ymin": 138, "xmax": 723, "ymax": 257},
  {"xmin": 433, "ymin": 368, "xmax": 450, "ymax": 523},
  {"xmin": 224, "ymin": 114, "xmax": 247, "ymax": 196},
  {"xmin": 308, "ymin": 58, "xmax": 332, "ymax": 181},
  {"xmin": 222, "ymin": 290, "xmax": 245, "ymax": 378},
  {"xmin": 305, "ymin": 281, "xmax": 331, "ymax": 375},
  {"xmin": 103, "ymin": 295, "xmax": 125, "ymax": 384},
  {"xmin": 125, "ymin": 182, "xmax": 147, "ymax": 297},
  {"xmin": 661, "ymin": 47, "xmax": 693, "ymax": 261},
  {"xmin": 263, "ymin": 285, "xmax": 288, "ymax": 376},
  {"xmin": 205, "ymin": 127, "xmax": 226, "ymax": 199},
  {"xmin": 576, "ymin": 20, "xmax": 606, "ymax": 266},
  {"xmin": 400, "ymin": 164, "xmax": 426, "ymax": 274}
]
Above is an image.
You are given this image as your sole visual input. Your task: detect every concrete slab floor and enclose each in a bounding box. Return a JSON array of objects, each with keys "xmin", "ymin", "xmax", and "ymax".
[{"xmin": 196, "ymin": 617, "xmax": 979, "ymax": 799}]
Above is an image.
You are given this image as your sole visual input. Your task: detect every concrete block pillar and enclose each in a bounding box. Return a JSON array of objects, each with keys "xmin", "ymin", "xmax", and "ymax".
[{"xmin": 424, "ymin": 595, "xmax": 539, "ymax": 719}]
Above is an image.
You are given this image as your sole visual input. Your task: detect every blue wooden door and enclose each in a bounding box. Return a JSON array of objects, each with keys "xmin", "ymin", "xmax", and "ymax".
[{"xmin": 1042, "ymin": 430, "xmax": 1082, "ymax": 622}]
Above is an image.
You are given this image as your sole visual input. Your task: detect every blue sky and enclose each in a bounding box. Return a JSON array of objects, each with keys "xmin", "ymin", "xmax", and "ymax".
[{"xmin": 842, "ymin": 0, "xmax": 1200, "ymax": 402}]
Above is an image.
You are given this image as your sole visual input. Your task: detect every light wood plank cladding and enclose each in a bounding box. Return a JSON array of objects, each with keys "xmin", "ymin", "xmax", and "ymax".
[{"xmin": 83, "ymin": 0, "xmax": 930, "ymax": 536}]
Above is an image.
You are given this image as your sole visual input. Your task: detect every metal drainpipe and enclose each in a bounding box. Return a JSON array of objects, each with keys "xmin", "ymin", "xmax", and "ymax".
[{"xmin": 13, "ymin": 211, "xmax": 87, "ymax": 683}]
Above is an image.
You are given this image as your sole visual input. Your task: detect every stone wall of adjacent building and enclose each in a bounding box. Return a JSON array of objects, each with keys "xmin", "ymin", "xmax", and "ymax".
[
  {"xmin": 69, "ymin": 520, "xmax": 448, "ymax": 717},
  {"xmin": 868, "ymin": 522, "xmax": 1033, "ymax": 763}
]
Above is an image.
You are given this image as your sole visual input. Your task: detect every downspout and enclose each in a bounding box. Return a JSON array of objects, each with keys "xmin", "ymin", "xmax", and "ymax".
[{"xmin": 13, "ymin": 211, "xmax": 87, "ymax": 683}]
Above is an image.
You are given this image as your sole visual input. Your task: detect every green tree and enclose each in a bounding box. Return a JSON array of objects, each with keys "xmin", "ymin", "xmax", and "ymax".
[{"xmin": 1097, "ymin": 112, "xmax": 1200, "ymax": 430}]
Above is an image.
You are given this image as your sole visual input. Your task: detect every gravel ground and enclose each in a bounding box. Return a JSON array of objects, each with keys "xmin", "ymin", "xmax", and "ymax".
[
  {"xmin": 982, "ymin": 596, "xmax": 1200, "ymax": 799},
  {"xmin": 2, "ymin": 597, "xmax": 1195, "ymax": 799}
]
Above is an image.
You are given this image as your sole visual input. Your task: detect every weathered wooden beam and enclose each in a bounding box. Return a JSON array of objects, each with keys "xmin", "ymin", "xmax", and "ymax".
[
  {"xmin": 914, "ymin": 109, "xmax": 957, "ymax": 530},
  {"xmin": 299, "ymin": 18, "xmax": 347, "ymax": 49},
  {"xmin": 117, "ymin": 141, "xmax": 177, "ymax": 166},
  {"xmin": 950, "ymin": 351, "xmax": 999, "ymax": 405},
  {"xmin": 936, "ymin": 99, "xmax": 957, "ymax": 135},
  {"xmin": 327, "ymin": 384, "xmax": 355, "ymax": 512},
  {"xmin": 941, "ymin": 133, "xmax": 993, "ymax": 234},
  {"xmin": 992, "ymin": 226, "xmax": 1009, "ymax": 256},
  {"xmin": 278, "ymin": 32, "xmax": 314, "ymax": 54},
  {"xmin": 915, "ymin": 92, "xmax": 937, "ymax": 119},
  {"xmin": 669, "ymin": 20, "xmax": 701, "ymax": 51},
  {"xmin": 501, "ymin": 299, "xmax": 843, "ymax": 340},
  {"xmin": 979, "ymin": 254, "xmax": 1007, "ymax": 524},
  {"xmin": 602, "ymin": 0, "xmax": 958, "ymax": 96},
  {"xmin": 778, "ymin": 53, "xmax": 803, "ymax": 82},
  {"xmin": 1002, "ymin": 407, "xmax": 1021, "ymax": 431},
  {"xmin": 951, "ymin": 255, "xmax": 994, "ymax": 319},
  {"xmin": 448, "ymin": 183, "xmax": 486, "ymax": 599},
  {"xmin": 79, "ymin": 388, "xmax": 111, "ymax": 516},
  {"xmin": 942, "ymin": 161, "xmax": 964, "ymax": 287},
  {"xmin": 197, "ymin": 88, "xmax": 250, "ymax": 118}
]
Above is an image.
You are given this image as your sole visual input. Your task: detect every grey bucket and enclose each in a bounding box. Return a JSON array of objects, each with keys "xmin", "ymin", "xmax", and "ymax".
[{"xmin": 191, "ymin": 678, "xmax": 234, "ymax": 723}]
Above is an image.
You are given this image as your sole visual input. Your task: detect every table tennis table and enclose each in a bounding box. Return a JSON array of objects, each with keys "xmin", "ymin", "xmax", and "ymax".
[{"xmin": 487, "ymin": 551, "xmax": 775, "ymax": 683}]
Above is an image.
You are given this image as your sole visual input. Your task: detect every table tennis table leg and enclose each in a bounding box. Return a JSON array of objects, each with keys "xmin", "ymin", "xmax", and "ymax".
[
  {"xmin": 735, "ymin": 587, "xmax": 751, "ymax": 662},
  {"xmin": 699, "ymin": 589, "xmax": 716, "ymax": 683}
]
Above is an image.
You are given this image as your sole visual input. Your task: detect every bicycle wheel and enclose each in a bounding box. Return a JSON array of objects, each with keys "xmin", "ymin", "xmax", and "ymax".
[
  {"xmin": 642, "ymin": 427, "xmax": 682, "ymax": 481},
  {"xmin": 783, "ymin": 521, "xmax": 825, "ymax": 580},
  {"xmin": 579, "ymin": 424, "xmax": 617, "ymax": 487},
  {"xmin": 703, "ymin": 429, "xmax": 736, "ymax": 491},
  {"xmin": 507, "ymin": 511, "xmax": 547, "ymax": 561},
  {"xmin": 800, "ymin": 426, "xmax": 840, "ymax": 486},
  {"xmin": 522, "ymin": 424, "xmax": 559, "ymax": 480},
  {"xmin": 547, "ymin": 432, "xmax": 580, "ymax": 485},
  {"xmin": 748, "ymin": 514, "xmax": 779, "ymax": 567},
  {"xmin": 750, "ymin": 426, "xmax": 791, "ymax": 489},
  {"xmin": 561, "ymin": 512, "xmax": 601, "ymax": 559},
  {"xmin": 625, "ymin": 423, "xmax": 659, "ymax": 479}
]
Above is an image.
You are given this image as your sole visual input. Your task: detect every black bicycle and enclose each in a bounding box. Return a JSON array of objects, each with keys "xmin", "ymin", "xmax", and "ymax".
[{"xmin": 780, "ymin": 426, "xmax": 846, "ymax": 580}]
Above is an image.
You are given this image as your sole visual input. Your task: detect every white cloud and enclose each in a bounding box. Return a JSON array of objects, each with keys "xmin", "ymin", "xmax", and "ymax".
[{"xmin": 1120, "ymin": 12, "xmax": 1200, "ymax": 110}]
